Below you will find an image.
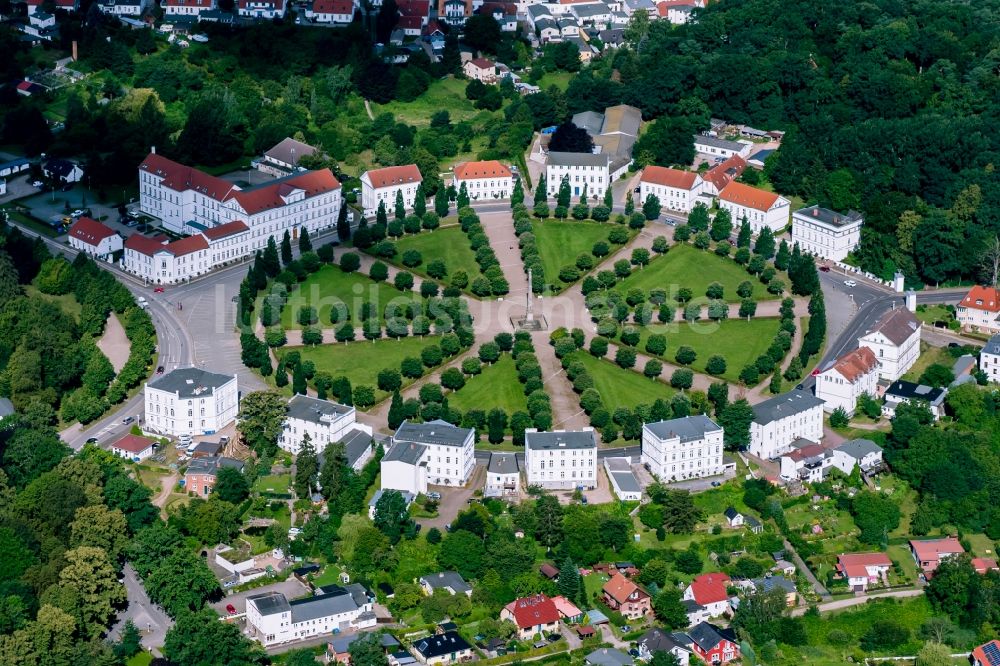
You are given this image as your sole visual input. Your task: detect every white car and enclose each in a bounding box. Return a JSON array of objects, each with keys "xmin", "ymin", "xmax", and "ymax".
[{"xmin": 844, "ymin": 279, "xmax": 857, "ymax": 287}]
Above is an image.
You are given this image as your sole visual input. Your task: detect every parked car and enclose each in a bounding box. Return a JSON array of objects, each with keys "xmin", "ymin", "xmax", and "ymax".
[
  {"xmin": 427, "ymin": 491, "xmax": 442, "ymax": 500},
  {"xmin": 153, "ymin": 287, "xmax": 164, "ymax": 293},
  {"xmin": 122, "ymin": 416, "xmax": 134, "ymax": 425},
  {"xmin": 819, "ymin": 265, "xmax": 830, "ymax": 272},
  {"xmin": 156, "ymin": 365, "xmax": 164, "ymax": 374},
  {"xmin": 843, "ymin": 279, "xmax": 857, "ymax": 287},
  {"xmin": 547, "ymin": 634, "xmax": 562, "ymax": 643},
  {"xmin": 86, "ymin": 437, "xmax": 98, "ymax": 444},
  {"xmin": 226, "ymin": 604, "xmax": 237, "ymax": 615},
  {"xmin": 31, "ymin": 180, "xmax": 43, "ymax": 188}
]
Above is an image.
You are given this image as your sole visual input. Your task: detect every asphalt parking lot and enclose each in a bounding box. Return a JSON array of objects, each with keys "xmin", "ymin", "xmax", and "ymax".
[{"xmin": 209, "ymin": 577, "xmax": 310, "ymax": 616}]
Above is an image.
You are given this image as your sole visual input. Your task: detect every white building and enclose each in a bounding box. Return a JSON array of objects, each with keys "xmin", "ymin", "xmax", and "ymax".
[
  {"xmin": 360, "ymin": 164, "xmax": 422, "ymax": 218},
  {"xmin": 143, "ymin": 367, "xmax": 239, "ymax": 437},
  {"xmin": 485, "ymin": 452, "xmax": 520, "ymax": 497},
  {"xmin": 693, "ymin": 134, "xmax": 752, "ymax": 159},
  {"xmin": 97, "ymin": 0, "xmax": 148, "ymax": 14},
  {"xmin": 956, "ymin": 286, "xmax": 1000, "ymax": 334},
  {"xmin": 453, "ymin": 160, "xmax": 513, "ymax": 201},
  {"xmin": 463, "ymin": 57, "xmax": 497, "ymax": 83},
  {"xmin": 163, "ymin": 0, "xmax": 216, "ymax": 16},
  {"xmin": 718, "ymin": 182, "xmax": 790, "ymax": 234},
  {"xmin": 68, "ymin": 217, "xmax": 123, "ymax": 260},
  {"xmin": 791, "ymin": 205, "xmax": 864, "ymax": 262},
  {"xmin": 280, "ymin": 395, "xmax": 374, "ymax": 470},
  {"xmin": 639, "ymin": 167, "xmax": 704, "ymax": 213},
  {"xmin": 245, "ymin": 587, "xmax": 375, "ymax": 647},
  {"xmin": 779, "ymin": 440, "xmax": 833, "ymax": 484},
  {"xmin": 546, "ymin": 152, "xmax": 611, "ymax": 200},
  {"xmin": 656, "ymin": 0, "xmax": 697, "ymax": 24},
  {"xmin": 306, "ymin": 0, "xmax": 355, "ymax": 22},
  {"xmin": 604, "ymin": 457, "xmax": 641, "ymax": 500},
  {"xmin": 857, "ymin": 307, "xmax": 921, "ymax": 381},
  {"xmin": 980, "ymin": 334, "xmax": 1000, "ymax": 383},
  {"xmin": 882, "ymin": 381, "xmax": 947, "ymax": 420},
  {"xmin": 749, "ymin": 391, "xmax": 824, "ymax": 460},
  {"xmin": 122, "ymin": 234, "xmax": 212, "ymax": 284},
  {"xmin": 524, "ymin": 428, "xmax": 598, "ymax": 490},
  {"xmin": 237, "ymin": 0, "xmax": 287, "ymax": 18},
  {"xmin": 380, "ymin": 420, "xmax": 475, "ymax": 496},
  {"xmin": 830, "ymin": 438, "xmax": 883, "ymax": 476},
  {"xmin": 641, "ymin": 415, "xmax": 724, "ymax": 482},
  {"xmin": 814, "ymin": 346, "xmax": 880, "ymax": 415},
  {"xmin": 110, "ymin": 433, "xmax": 156, "ymax": 462}
]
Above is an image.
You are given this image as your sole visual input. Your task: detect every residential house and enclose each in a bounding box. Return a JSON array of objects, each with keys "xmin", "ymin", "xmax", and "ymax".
[
  {"xmin": 857, "ymin": 307, "xmax": 921, "ymax": 381},
  {"xmin": 524, "ymin": 428, "xmax": 598, "ymax": 490},
  {"xmin": 639, "ymin": 166, "xmax": 704, "ymax": 213},
  {"xmin": 971, "ymin": 640, "xmax": 1000, "ymax": 666},
  {"xmin": 981, "ymin": 334, "xmax": 1000, "ymax": 383},
  {"xmin": 16, "ymin": 81, "xmax": 45, "ymax": 97},
  {"xmin": 836, "ymin": 552, "xmax": 891, "ymax": 592},
  {"xmin": 393, "ymin": 420, "xmax": 474, "ymax": 486},
  {"xmin": 637, "ymin": 628, "xmax": 693, "ymax": 665},
  {"xmin": 258, "ymin": 137, "xmax": 318, "ymax": 177},
  {"xmin": 830, "ymin": 438, "xmax": 883, "ymax": 476},
  {"xmin": 570, "ymin": 1, "xmax": 612, "ymax": 25},
  {"xmin": 641, "ymin": 415, "xmax": 724, "ymax": 482},
  {"xmin": 413, "ymin": 631, "xmax": 472, "ymax": 665},
  {"xmin": 748, "ymin": 390, "xmax": 824, "ymax": 460},
  {"xmin": 379, "ymin": 441, "xmax": 428, "ymax": 496},
  {"xmin": 682, "ymin": 599, "xmax": 711, "ymax": 627},
  {"xmin": 360, "ymin": 164, "xmax": 422, "ymax": 218},
  {"xmin": 882, "ymin": 380, "xmax": 947, "ymax": 420},
  {"xmin": 501, "ymin": 594, "xmax": 561, "ymax": 640},
  {"xmin": 453, "ymin": 160, "xmax": 514, "ymax": 201},
  {"xmin": 791, "ymin": 205, "xmax": 864, "ymax": 262},
  {"xmin": 546, "ymin": 152, "xmax": 611, "ymax": 200},
  {"xmin": 604, "ymin": 457, "xmax": 641, "ymax": 501},
  {"xmin": 910, "ymin": 537, "xmax": 965, "ymax": 577},
  {"xmin": 585, "ymin": 649, "xmax": 633, "ymax": 666},
  {"xmin": 683, "ymin": 573, "xmax": 731, "ymax": 618},
  {"xmin": 419, "ymin": 572, "xmax": 473, "ymax": 597},
  {"xmin": 700, "ymin": 155, "xmax": 747, "ymax": 197},
  {"xmin": 484, "ymin": 451, "xmax": 520, "ymax": 497},
  {"xmin": 25, "ymin": 0, "xmax": 79, "ymax": 14},
  {"xmin": 245, "ymin": 588, "xmax": 375, "ymax": 647},
  {"xmin": 22, "ymin": 11, "xmax": 58, "ymax": 41},
  {"xmin": 558, "ymin": 16, "xmax": 579, "ymax": 37},
  {"xmin": 744, "ymin": 515, "xmax": 763, "ymax": 534},
  {"xmin": 328, "ymin": 633, "xmax": 362, "ymax": 664},
  {"xmin": 621, "ymin": 0, "xmax": 655, "ymax": 17},
  {"xmin": 307, "ymin": 0, "xmax": 355, "ymax": 22},
  {"xmin": 98, "ymin": 0, "xmax": 146, "ymax": 12},
  {"xmin": 68, "ymin": 217, "xmax": 123, "ymax": 260},
  {"xmin": 551, "ymin": 595, "xmax": 583, "ymax": 623},
  {"xmin": 43, "ymin": 158, "xmax": 83, "ymax": 184},
  {"xmin": 693, "ymin": 134, "xmax": 751, "ymax": 160},
  {"xmin": 814, "ymin": 346, "xmax": 880, "ymax": 415},
  {"xmin": 367, "ymin": 489, "xmax": 416, "ymax": 520},
  {"xmin": 779, "ymin": 439, "xmax": 833, "ymax": 484},
  {"xmin": 525, "ymin": 3, "xmax": 552, "ymax": 30},
  {"xmin": 723, "ymin": 508, "xmax": 743, "ymax": 528},
  {"xmin": 463, "ymin": 57, "xmax": 497, "ymax": 83},
  {"xmin": 973, "ymin": 559, "xmax": 1000, "ymax": 575},
  {"xmin": 749, "ymin": 575, "xmax": 796, "ymax": 606},
  {"xmin": 144, "ymin": 367, "xmax": 238, "ymax": 437},
  {"xmin": 957, "ymin": 286, "xmax": 1000, "ymax": 334},
  {"xmin": 280, "ymin": 395, "xmax": 374, "ymax": 469},
  {"xmin": 535, "ymin": 16, "xmax": 561, "ymax": 42},
  {"xmin": 184, "ymin": 456, "xmax": 245, "ymax": 496},
  {"xmin": 190, "ymin": 439, "xmax": 225, "ymax": 458},
  {"xmin": 237, "ymin": 0, "xmax": 287, "ymax": 18},
  {"xmin": 478, "ymin": 2, "xmax": 518, "ymax": 31},
  {"xmin": 688, "ymin": 622, "xmax": 739, "ymax": 664},
  {"xmin": 437, "ymin": 0, "xmax": 471, "ymax": 25},
  {"xmin": 952, "ymin": 355, "xmax": 978, "ymax": 386},
  {"xmin": 110, "ymin": 433, "xmax": 156, "ymax": 461},
  {"xmin": 602, "ymin": 572, "xmax": 652, "ymax": 619},
  {"xmin": 163, "ymin": 0, "xmax": 216, "ymax": 16},
  {"xmin": 122, "ymin": 233, "xmax": 212, "ymax": 284},
  {"xmin": 718, "ymin": 181, "xmax": 790, "ymax": 234},
  {"xmin": 0, "ymin": 157, "xmax": 29, "ymax": 179},
  {"xmin": 656, "ymin": 0, "xmax": 697, "ymax": 24}
]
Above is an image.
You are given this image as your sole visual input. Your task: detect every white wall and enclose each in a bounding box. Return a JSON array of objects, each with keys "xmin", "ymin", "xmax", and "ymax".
[
  {"xmin": 748, "ymin": 404, "xmax": 824, "ymax": 460},
  {"xmin": 719, "ymin": 197, "xmax": 790, "ymax": 234},
  {"xmin": 545, "ymin": 163, "xmax": 609, "ymax": 200},
  {"xmin": 380, "ymin": 459, "xmax": 428, "ymax": 495},
  {"xmin": 525, "ymin": 444, "xmax": 597, "ymax": 489},
  {"xmin": 455, "ymin": 175, "xmax": 513, "ymax": 201},
  {"xmin": 791, "ymin": 215, "xmax": 862, "ymax": 262},
  {"xmin": 144, "ymin": 377, "xmax": 239, "ymax": 437},
  {"xmin": 858, "ymin": 329, "xmax": 920, "ymax": 382},
  {"xmin": 641, "ymin": 425, "xmax": 724, "ymax": 482},
  {"xmin": 815, "ymin": 366, "xmax": 879, "ymax": 415}
]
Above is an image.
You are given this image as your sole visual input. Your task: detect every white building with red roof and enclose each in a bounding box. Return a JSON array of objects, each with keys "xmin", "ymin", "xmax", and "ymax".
[
  {"xmin": 360, "ymin": 165, "xmax": 422, "ymax": 217},
  {"xmin": 122, "ymin": 233, "xmax": 211, "ymax": 284},
  {"xmin": 68, "ymin": 217, "xmax": 123, "ymax": 260},
  {"xmin": 463, "ymin": 57, "xmax": 497, "ymax": 84},
  {"xmin": 162, "ymin": 0, "xmax": 216, "ymax": 17},
  {"xmin": 25, "ymin": 0, "xmax": 78, "ymax": 14},
  {"xmin": 110, "ymin": 433, "xmax": 157, "ymax": 462},
  {"xmin": 836, "ymin": 552, "xmax": 891, "ymax": 592},
  {"xmin": 639, "ymin": 166, "xmax": 704, "ymax": 213},
  {"xmin": 656, "ymin": 0, "xmax": 698, "ymax": 24},
  {"xmin": 237, "ymin": 0, "xmax": 287, "ymax": 19},
  {"xmin": 814, "ymin": 346, "xmax": 879, "ymax": 415},
  {"xmin": 683, "ymin": 573, "xmax": 731, "ymax": 618},
  {"xmin": 306, "ymin": 0, "xmax": 355, "ymax": 23},
  {"xmin": 453, "ymin": 160, "xmax": 513, "ymax": 201},
  {"xmin": 957, "ymin": 286, "xmax": 1000, "ymax": 334},
  {"xmin": 910, "ymin": 537, "xmax": 964, "ymax": 577},
  {"xmin": 700, "ymin": 155, "xmax": 746, "ymax": 196},
  {"xmin": 500, "ymin": 595, "xmax": 561, "ymax": 640},
  {"xmin": 717, "ymin": 181, "xmax": 790, "ymax": 234}
]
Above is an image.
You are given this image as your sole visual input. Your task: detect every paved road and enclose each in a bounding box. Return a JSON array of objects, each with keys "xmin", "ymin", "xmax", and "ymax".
[
  {"xmin": 783, "ymin": 538, "xmax": 831, "ymax": 601},
  {"xmin": 789, "ymin": 588, "xmax": 924, "ymax": 617},
  {"xmin": 109, "ymin": 563, "xmax": 174, "ymax": 656}
]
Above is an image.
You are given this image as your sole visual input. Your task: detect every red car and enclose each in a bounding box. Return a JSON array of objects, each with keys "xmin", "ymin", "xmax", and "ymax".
[
  {"xmin": 226, "ymin": 604, "xmax": 237, "ymax": 615},
  {"xmin": 153, "ymin": 287, "xmax": 164, "ymax": 293}
]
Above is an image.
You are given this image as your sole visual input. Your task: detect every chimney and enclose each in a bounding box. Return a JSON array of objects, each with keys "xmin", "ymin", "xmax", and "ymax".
[
  {"xmin": 151, "ymin": 145, "xmax": 156, "ymax": 154},
  {"xmin": 812, "ymin": 208, "xmax": 819, "ymax": 217}
]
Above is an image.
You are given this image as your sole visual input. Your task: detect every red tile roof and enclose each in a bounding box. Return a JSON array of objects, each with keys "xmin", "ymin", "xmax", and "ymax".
[
  {"xmin": 139, "ymin": 152, "xmax": 235, "ymax": 202},
  {"xmin": 201, "ymin": 220, "xmax": 250, "ymax": 241},
  {"xmin": 469, "ymin": 57, "xmax": 495, "ymax": 70},
  {"xmin": 312, "ymin": 0, "xmax": 354, "ymax": 13},
  {"xmin": 551, "ymin": 595, "xmax": 582, "ymax": 619},
  {"xmin": 397, "ymin": 0, "xmax": 429, "ymax": 15},
  {"xmin": 786, "ymin": 443, "xmax": 826, "ymax": 462},
  {"xmin": 505, "ymin": 595, "xmax": 560, "ymax": 629},
  {"xmin": 688, "ymin": 573, "xmax": 730, "ymax": 605},
  {"xmin": 960, "ymin": 286, "xmax": 1000, "ymax": 313},
  {"xmin": 703, "ymin": 155, "xmax": 746, "ymax": 191},
  {"xmin": 69, "ymin": 217, "xmax": 117, "ymax": 246},
  {"xmin": 836, "ymin": 552, "xmax": 891, "ymax": 579},
  {"xmin": 641, "ymin": 166, "xmax": 699, "ymax": 190},
  {"xmin": 164, "ymin": 0, "xmax": 213, "ymax": 7},
  {"xmin": 827, "ymin": 346, "xmax": 878, "ymax": 383},
  {"xmin": 423, "ymin": 19, "xmax": 444, "ymax": 34},
  {"xmin": 364, "ymin": 164, "xmax": 422, "ymax": 189},
  {"xmin": 398, "ymin": 14, "xmax": 423, "ymax": 28},
  {"xmin": 719, "ymin": 181, "xmax": 781, "ymax": 212},
  {"xmin": 972, "ymin": 640, "xmax": 1000, "ymax": 666},
  {"xmin": 125, "ymin": 234, "xmax": 170, "ymax": 257},
  {"xmin": 227, "ymin": 169, "xmax": 340, "ymax": 216},
  {"xmin": 910, "ymin": 537, "xmax": 964, "ymax": 564},
  {"xmin": 112, "ymin": 433, "xmax": 156, "ymax": 454},
  {"xmin": 454, "ymin": 160, "xmax": 512, "ymax": 180},
  {"xmin": 656, "ymin": 0, "xmax": 696, "ymax": 14},
  {"xmin": 166, "ymin": 234, "xmax": 210, "ymax": 257},
  {"xmin": 973, "ymin": 558, "xmax": 999, "ymax": 574},
  {"xmin": 602, "ymin": 572, "xmax": 647, "ymax": 605}
]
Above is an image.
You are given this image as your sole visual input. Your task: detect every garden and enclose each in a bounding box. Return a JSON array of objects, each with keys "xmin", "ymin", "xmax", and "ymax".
[
  {"xmin": 447, "ymin": 354, "xmax": 530, "ymax": 416},
  {"xmin": 392, "ymin": 225, "xmax": 484, "ymax": 287},
  {"xmin": 529, "ymin": 219, "xmax": 630, "ymax": 291}
]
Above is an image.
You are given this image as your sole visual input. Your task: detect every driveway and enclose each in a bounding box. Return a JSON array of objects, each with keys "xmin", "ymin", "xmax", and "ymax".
[
  {"xmin": 209, "ymin": 577, "xmax": 310, "ymax": 616},
  {"xmin": 419, "ymin": 463, "xmax": 486, "ymax": 530},
  {"xmin": 109, "ymin": 563, "xmax": 174, "ymax": 656},
  {"xmin": 789, "ymin": 588, "xmax": 923, "ymax": 617}
]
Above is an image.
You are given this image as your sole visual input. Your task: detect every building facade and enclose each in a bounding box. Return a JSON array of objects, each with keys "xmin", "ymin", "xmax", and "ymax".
[
  {"xmin": 857, "ymin": 308, "xmax": 921, "ymax": 381},
  {"xmin": 453, "ymin": 160, "xmax": 513, "ymax": 200},
  {"xmin": 692, "ymin": 134, "xmax": 751, "ymax": 159},
  {"xmin": 957, "ymin": 286, "xmax": 1000, "ymax": 334},
  {"xmin": 144, "ymin": 367, "xmax": 238, "ymax": 437},
  {"xmin": 245, "ymin": 588, "xmax": 375, "ymax": 647},
  {"xmin": 718, "ymin": 181, "xmax": 790, "ymax": 233},
  {"xmin": 524, "ymin": 428, "xmax": 598, "ymax": 490},
  {"xmin": 837, "ymin": 553, "xmax": 892, "ymax": 592},
  {"xmin": 485, "ymin": 452, "xmax": 520, "ymax": 497},
  {"xmin": 980, "ymin": 334, "xmax": 1000, "ymax": 383},
  {"xmin": 360, "ymin": 164, "xmax": 422, "ymax": 218},
  {"xmin": 748, "ymin": 391, "xmax": 824, "ymax": 460},
  {"xmin": 814, "ymin": 346, "xmax": 879, "ymax": 415},
  {"xmin": 638, "ymin": 166, "xmax": 704, "ymax": 213},
  {"xmin": 379, "ymin": 420, "xmax": 474, "ymax": 496},
  {"xmin": 68, "ymin": 217, "xmax": 123, "ymax": 260},
  {"xmin": 280, "ymin": 395, "xmax": 373, "ymax": 459},
  {"xmin": 602, "ymin": 573, "xmax": 652, "ymax": 619},
  {"xmin": 791, "ymin": 205, "xmax": 864, "ymax": 262},
  {"xmin": 545, "ymin": 152, "xmax": 611, "ymax": 200},
  {"xmin": 641, "ymin": 415, "xmax": 724, "ymax": 482},
  {"xmin": 163, "ymin": 0, "xmax": 216, "ymax": 16}
]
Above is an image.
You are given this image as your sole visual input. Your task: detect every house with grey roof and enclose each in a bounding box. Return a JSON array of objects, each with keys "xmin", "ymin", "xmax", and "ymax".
[
  {"xmin": 748, "ymin": 391, "xmax": 824, "ymax": 460},
  {"xmin": 144, "ymin": 367, "xmax": 238, "ymax": 438},
  {"xmin": 368, "ymin": 488, "xmax": 416, "ymax": 519},
  {"xmin": 419, "ymin": 571, "xmax": 473, "ymax": 597},
  {"xmin": 882, "ymin": 380, "xmax": 947, "ymax": 420},
  {"xmin": 981, "ymin": 333, "xmax": 1000, "ymax": 383},
  {"xmin": 545, "ymin": 151, "xmax": 612, "ymax": 202},
  {"xmin": 387, "ymin": 420, "xmax": 476, "ymax": 489},
  {"xmin": 831, "ymin": 438, "xmax": 883, "ymax": 475},
  {"xmin": 485, "ymin": 452, "xmax": 520, "ymax": 497},
  {"xmin": 245, "ymin": 586, "xmax": 375, "ymax": 646},
  {"xmin": 857, "ymin": 307, "xmax": 921, "ymax": 381},
  {"xmin": 258, "ymin": 137, "xmax": 319, "ymax": 176},
  {"xmin": 637, "ymin": 627, "xmax": 693, "ymax": 664},
  {"xmin": 525, "ymin": 428, "xmax": 598, "ymax": 490},
  {"xmin": 693, "ymin": 134, "xmax": 752, "ymax": 159},
  {"xmin": 568, "ymin": 104, "xmax": 642, "ymax": 181},
  {"xmin": 642, "ymin": 415, "xmax": 724, "ymax": 482},
  {"xmin": 281, "ymin": 395, "xmax": 374, "ymax": 468},
  {"xmin": 604, "ymin": 457, "xmax": 641, "ymax": 500},
  {"xmin": 585, "ymin": 648, "xmax": 633, "ymax": 666}
]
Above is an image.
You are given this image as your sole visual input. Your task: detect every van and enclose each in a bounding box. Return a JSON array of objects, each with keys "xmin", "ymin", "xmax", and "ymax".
[{"xmin": 185, "ymin": 442, "xmax": 197, "ymax": 454}]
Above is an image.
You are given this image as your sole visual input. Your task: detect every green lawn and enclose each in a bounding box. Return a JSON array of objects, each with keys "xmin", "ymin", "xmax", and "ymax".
[
  {"xmin": 391, "ymin": 226, "xmax": 483, "ymax": 287},
  {"xmin": 448, "ymin": 354, "xmax": 528, "ymax": 415},
  {"xmin": 965, "ymin": 533, "xmax": 997, "ymax": 558},
  {"xmin": 278, "ymin": 264, "xmax": 422, "ymax": 330},
  {"xmin": 885, "ymin": 543, "xmax": 919, "ymax": 584},
  {"xmin": 536, "ymin": 71, "xmax": 574, "ymax": 91},
  {"xmin": 624, "ymin": 318, "xmax": 782, "ymax": 383},
  {"xmin": 372, "ymin": 77, "xmax": 496, "ymax": 126},
  {"xmin": 569, "ymin": 351, "xmax": 674, "ymax": 412},
  {"xmin": 531, "ymin": 220, "xmax": 615, "ymax": 291},
  {"xmin": 254, "ymin": 474, "xmax": 291, "ymax": 494},
  {"xmin": 914, "ymin": 304, "xmax": 954, "ymax": 326},
  {"xmin": 126, "ymin": 653, "xmax": 153, "ymax": 666},
  {"xmin": 901, "ymin": 342, "xmax": 953, "ymax": 383},
  {"xmin": 287, "ymin": 336, "xmax": 441, "ymax": 403},
  {"xmin": 614, "ymin": 243, "xmax": 774, "ymax": 303},
  {"xmin": 24, "ymin": 285, "xmax": 82, "ymax": 321}
]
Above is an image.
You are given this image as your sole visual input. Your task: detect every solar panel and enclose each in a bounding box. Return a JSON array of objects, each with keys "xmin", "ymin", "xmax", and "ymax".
[{"xmin": 983, "ymin": 641, "xmax": 1000, "ymax": 666}]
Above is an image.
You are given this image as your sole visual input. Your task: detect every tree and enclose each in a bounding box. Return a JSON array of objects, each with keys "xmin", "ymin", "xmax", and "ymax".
[
  {"xmin": 237, "ymin": 391, "xmax": 287, "ymax": 457},
  {"xmin": 35, "ymin": 258, "xmax": 74, "ymax": 295},
  {"xmin": 549, "ymin": 122, "xmax": 594, "ymax": 153},
  {"xmin": 374, "ymin": 490, "xmax": 410, "ymax": 544},
  {"xmin": 915, "ymin": 642, "xmax": 954, "ymax": 666},
  {"xmin": 487, "ymin": 408, "xmax": 508, "ymax": 444},
  {"xmin": 649, "ymin": 652, "xmax": 681, "ymax": 666},
  {"xmin": 435, "ymin": 187, "xmax": 449, "ymax": 217},
  {"xmin": 737, "ymin": 220, "xmax": 752, "ymax": 248},
  {"xmin": 719, "ymin": 399, "xmax": 754, "ymax": 449},
  {"xmin": 70, "ymin": 504, "xmax": 129, "ymax": 563},
  {"xmin": 145, "ymin": 550, "xmax": 222, "ymax": 618},
  {"xmin": 710, "ymin": 208, "xmax": 732, "ymax": 242},
  {"xmin": 919, "ymin": 364, "xmax": 954, "ymax": 387},
  {"xmin": 706, "ymin": 355, "xmax": 727, "ymax": 376},
  {"xmin": 851, "ymin": 490, "xmax": 901, "ymax": 546},
  {"xmin": 860, "ymin": 620, "xmax": 910, "ymax": 651},
  {"xmin": 348, "ymin": 632, "xmax": 389, "ymax": 666},
  {"xmin": 165, "ymin": 608, "xmax": 265, "ymax": 665},
  {"xmin": 655, "ymin": 487, "xmax": 702, "ymax": 533},
  {"xmin": 298, "ymin": 227, "xmax": 312, "ymax": 254},
  {"xmin": 643, "ymin": 194, "xmax": 662, "ymax": 221},
  {"xmin": 653, "ymin": 587, "xmax": 689, "ymax": 630},
  {"xmin": 438, "ymin": 530, "xmax": 485, "ymax": 581},
  {"xmin": 281, "ymin": 230, "xmax": 293, "ymax": 266},
  {"xmin": 293, "ymin": 435, "xmax": 319, "ymax": 499},
  {"xmin": 57, "ymin": 546, "xmax": 126, "ymax": 638},
  {"xmin": 557, "ymin": 557, "xmax": 581, "ymax": 600},
  {"xmin": 534, "ymin": 495, "xmax": 564, "ymax": 549},
  {"xmin": 755, "ymin": 226, "xmax": 776, "ymax": 259}
]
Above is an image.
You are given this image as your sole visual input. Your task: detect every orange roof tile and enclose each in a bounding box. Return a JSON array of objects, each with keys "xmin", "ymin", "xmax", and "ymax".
[
  {"xmin": 364, "ymin": 164, "xmax": 422, "ymax": 189},
  {"xmin": 201, "ymin": 220, "xmax": 250, "ymax": 241},
  {"xmin": 69, "ymin": 217, "xmax": 117, "ymax": 245},
  {"xmin": 960, "ymin": 286, "xmax": 1000, "ymax": 313},
  {"xmin": 112, "ymin": 433, "xmax": 156, "ymax": 454},
  {"xmin": 827, "ymin": 346, "xmax": 878, "ymax": 382},
  {"xmin": 312, "ymin": 0, "xmax": 353, "ymax": 12},
  {"xmin": 641, "ymin": 166, "xmax": 699, "ymax": 190},
  {"xmin": 973, "ymin": 558, "xmax": 999, "ymax": 574},
  {"xmin": 602, "ymin": 572, "xmax": 647, "ymax": 605},
  {"xmin": 125, "ymin": 234, "xmax": 169, "ymax": 256},
  {"xmin": 166, "ymin": 235, "xmax": 210, "ymax": 257},
  {"xmin": 836, "ymin": 552, "xmax": 892, "ymax": 579},
  {"xmin": 227, "ymin": 169, "xmax": 340, "ymax": 215},
  {"xmin": 910, "ymin": 537, "xmax": 964, "ymax": 564},
  {"xmin": 454, "ymin": 160, "xmax": 512, "ymax": 180},
  {"xmin": 139, "ymin": 152, "xmax": 235, "ymax": 202},
  {"xmin": 719, "ymin": 181, "xmax": 781, "ymax": 212},
  {"xmin": 703, "ymin": 155, "xmax": 746, "ymax": 191},
  {"xmin": 688, "ymin": 573, "xmax": 730, "ymax": 605}
]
